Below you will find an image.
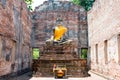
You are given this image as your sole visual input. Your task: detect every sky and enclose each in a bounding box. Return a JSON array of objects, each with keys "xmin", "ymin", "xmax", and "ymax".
[
  {"xmin": 32, "ymin": 0, "xmax": 70, "ymax": 10},
  {"xmin": 32, "ymin": 0, "xmax": 47, "ymax": 10}
]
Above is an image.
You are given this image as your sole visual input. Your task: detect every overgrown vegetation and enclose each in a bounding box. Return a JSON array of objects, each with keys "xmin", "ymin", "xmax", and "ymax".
[
  {"xmin": 81, "ymin": 48, "xmax": 87, "ymax": 59},
  {"xmin": 72, "ymin": 0, "xmax": 95, "ymax": 11},
  {"xmin": 25, "ymin": 0, "xmax": 33, "ymax": 11},
  {"xmin": 33, "ymin": 48, "xmax": 40, "ymax": 59}
]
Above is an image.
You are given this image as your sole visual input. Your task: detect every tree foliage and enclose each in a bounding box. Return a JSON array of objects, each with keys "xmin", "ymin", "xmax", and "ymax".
[
  {"xmin": 25, "ymin": 0, "xmax": 33, "ymax": 11},
  {"xmin": 72, "ymin": 0, "xmax": 81, "ymax": 5},
  {"xmin": 81, "ymin": 49, "xmax": 87, "ymax": 59},
  {"xmin": 72, "ymin": 0, "xmax": 95, "ymax": 11}
]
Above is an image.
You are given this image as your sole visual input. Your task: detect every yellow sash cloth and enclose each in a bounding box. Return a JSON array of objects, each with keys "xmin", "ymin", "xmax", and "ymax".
[{"xmin": 54, "ymin": 25, "xmax": 67, "ymax": 41}]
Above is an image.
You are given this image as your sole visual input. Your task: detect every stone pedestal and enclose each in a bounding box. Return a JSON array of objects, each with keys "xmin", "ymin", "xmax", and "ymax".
[{"xmin": 32, "ymin": 43, "xmax": 89, "ymax": 77}]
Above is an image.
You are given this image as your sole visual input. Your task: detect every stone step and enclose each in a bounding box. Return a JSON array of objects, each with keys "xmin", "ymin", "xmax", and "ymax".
[
  {"xmin": 32, "ymin": 59, "xmax": 89, "ymax": 77},
  {"xmin": 34, "ymin": 67, "xmax": 88, "ymax": 76}
]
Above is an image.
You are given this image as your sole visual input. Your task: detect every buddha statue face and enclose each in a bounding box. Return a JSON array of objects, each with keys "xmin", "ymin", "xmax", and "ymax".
[{"xmin": 56, "ymin": 17, "xmax": 63, "ymax": 26}]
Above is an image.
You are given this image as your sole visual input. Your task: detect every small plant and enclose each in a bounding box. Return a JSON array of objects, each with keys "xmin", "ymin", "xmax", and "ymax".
[{"xmin": 25, "ymin": 0, "xmax": 33, "ymax": 11}]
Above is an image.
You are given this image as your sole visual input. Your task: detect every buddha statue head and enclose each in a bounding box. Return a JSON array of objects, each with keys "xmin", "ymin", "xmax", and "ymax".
[{"xmin": 56, "ymin": 17, "xmax": 63, "ymax": 26}]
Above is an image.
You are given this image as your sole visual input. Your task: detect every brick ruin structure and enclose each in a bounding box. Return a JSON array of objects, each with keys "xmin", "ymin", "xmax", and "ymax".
[
  {"xmin": 0, "ymin": 0, "xmax": 89, "ymax": 78},
  {"xmin": 32, "ymin": 0, "xmax": 88, "ymax": 55},
  {"xmin": 0, "ymin": 0, "xmax": 120, "ymax": 79},
  {"xmin": 0, "ymin": 0, "xmax": 32, "ymax": 77},
  {"xmin": 88, "ymin": 0, "xmax": 120, "ymax": 79},
  {"xmin": 32, "ymin": 0, "xmax": 89, "ymax": 77}
]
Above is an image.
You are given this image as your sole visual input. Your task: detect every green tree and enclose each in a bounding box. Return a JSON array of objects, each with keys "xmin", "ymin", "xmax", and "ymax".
[
  {"xmin": 33, "ymin": 48, "xmax": 40, "ymax": 59},
  {"xmin": 81, "ymin": 49, "xmax": 87, "ymax": 59},
  {"xmin": 72, "ymin": 0, "xmax": 95, "ymax": 11},
  {"xmin": 25, "ymin": 0, "xmax": 33, "ymax": 11},
  {"xmin": 72, "ymin": 0, "xmax": 81, "ymax": 5}
]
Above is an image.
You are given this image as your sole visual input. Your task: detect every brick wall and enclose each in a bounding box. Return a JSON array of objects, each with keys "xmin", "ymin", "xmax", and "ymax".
[
  {"xmin": 32, "ymin": 1, "xmax": 88, "ymax": 55},
  {"xmin": 0, "ymin": 0, "xmax": 32, "ymax": 76},
  {"xmin": 88, "ymin": 0, "xmax": 120, "ymax": 79}
]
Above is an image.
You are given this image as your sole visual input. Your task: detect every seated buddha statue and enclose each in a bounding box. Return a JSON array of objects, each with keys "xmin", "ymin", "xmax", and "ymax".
[
  {"xmin": 53, "ymin": 23, "xmax": 67, "ymax": 42},
  {"xmin": 46, "ymin": 18, "xmax": 72, "ymax": 45}
]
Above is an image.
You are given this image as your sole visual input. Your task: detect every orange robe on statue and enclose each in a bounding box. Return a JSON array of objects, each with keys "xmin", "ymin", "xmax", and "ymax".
[{"xmin": 53, "ymin": 24, "xmax": 67, "ymax": 41}]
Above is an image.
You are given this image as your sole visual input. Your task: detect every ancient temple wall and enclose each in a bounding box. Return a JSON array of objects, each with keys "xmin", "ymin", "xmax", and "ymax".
[
  {"xmin": 32, "ymin": 1, "xmax": 88, "ymax": 54},
  {"xmin": 0, "ymin": 0, "xmax": 32, "ymax": 76},
  {"xmin": 88, "ymin": 0, "xmax": 120, "ymax": 79}
]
